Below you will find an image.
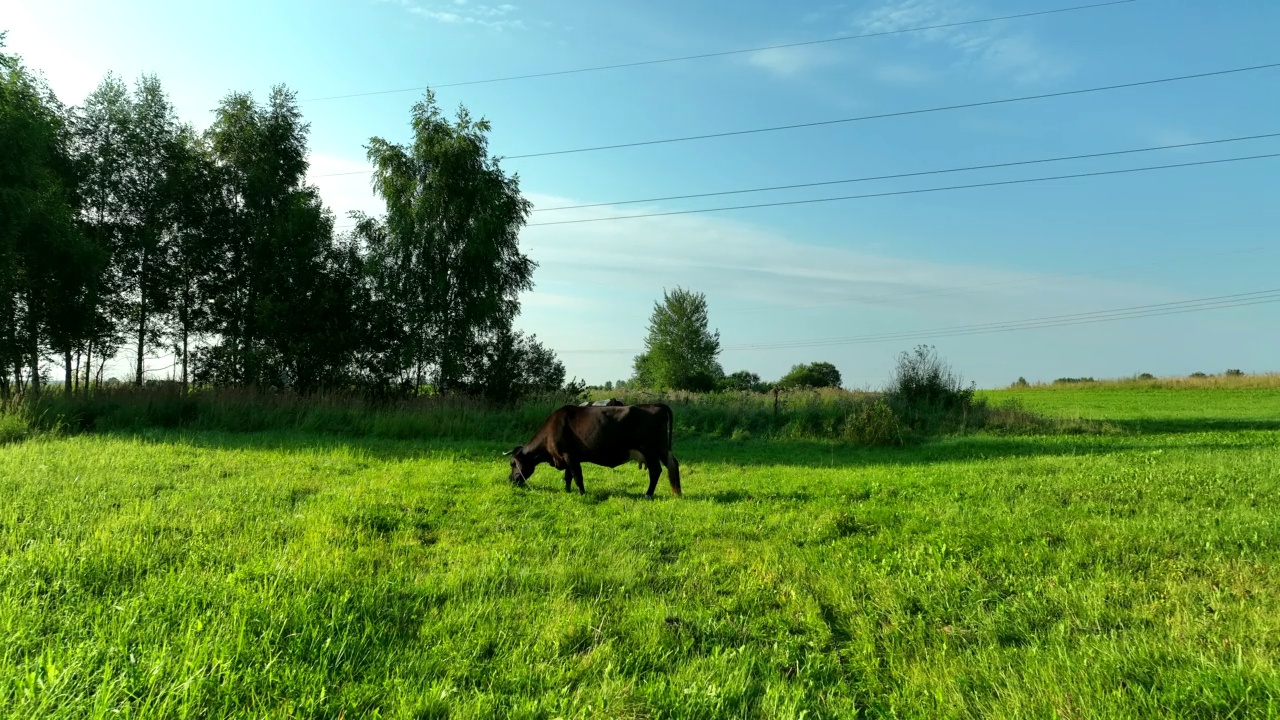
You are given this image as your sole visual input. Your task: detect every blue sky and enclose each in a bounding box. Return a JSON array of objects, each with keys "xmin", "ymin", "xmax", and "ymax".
[{"xmin": 4, "ymin": 0, "xmax": 1278, "ymax": 387}]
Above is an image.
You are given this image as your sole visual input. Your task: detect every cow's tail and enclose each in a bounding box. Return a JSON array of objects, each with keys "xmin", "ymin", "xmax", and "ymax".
[{"xmin": 659, "ymin": 403, "xmax": 681, "ymax": 496}]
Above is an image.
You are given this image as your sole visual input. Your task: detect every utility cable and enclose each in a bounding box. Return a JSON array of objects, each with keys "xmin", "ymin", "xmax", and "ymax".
[
  {"xmin": 525, "ymin": 153, "xmax": 1280, "ymax": 226},
  {"xmin": 302, "ymin": 0, "xmax": 1140, "ymax": 101},
  {"xmin": 507, "ymin": 63, "xmax": 1280, "ymax": 159},
  {"xmin": 532, "ymin": 132, "xmax": 1280, "ymax": 212}
]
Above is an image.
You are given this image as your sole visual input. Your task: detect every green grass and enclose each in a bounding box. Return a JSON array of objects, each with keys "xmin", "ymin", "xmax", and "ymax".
[
  {"xmin": 2, "ymin": 386, "xmax": 1279, "ymax": 718},
  {"xmin": 982, "ymin": 382, "xmax": 1280, "ymax": 428}
]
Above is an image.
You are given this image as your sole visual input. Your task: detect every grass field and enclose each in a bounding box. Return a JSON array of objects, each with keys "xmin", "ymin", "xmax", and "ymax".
[{"xmin": 2, "ymin": 384, "xmax": 1279, "ymax": 718}]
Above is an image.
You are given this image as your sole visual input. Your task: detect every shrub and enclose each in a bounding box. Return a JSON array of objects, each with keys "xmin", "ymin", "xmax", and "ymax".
[
  {"xmin": 1012, "ymin": 377, "xmax": 1029, "ymax": 388},
  {"xmin": 719, "ymin": 370, "xmax": 767, "ymax": 393},
  {"xmin": 843, "ymin": 399, "xmax": 906, "ymax": 446},
  {"xmin": 1226, "ymin": 369, "xmax": 1245, "ymax": 377},
  {"xmin": 1189, "ymin": 372, "xmax": 1208, "ymax": 379},
  {"xmin": 776, "ymin": 362, "xmax": 842, "ymax": 390},
  {"xmin": 1138, "ymin": 373, "xmax": 1156, "ymax": 380},
  {"xmin": 884, "ymin": 346, "xmax": 975, "ymax": 432},
  {"xmin": 1053, "ymin": 377, "xmax": 1095, "ymax": 385}
]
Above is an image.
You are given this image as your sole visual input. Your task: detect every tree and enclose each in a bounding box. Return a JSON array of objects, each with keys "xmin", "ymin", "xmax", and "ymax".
[
  {"xmin": 634, "ymin": 287, "xmax": 722, "ymax": 391},
  {"xmin": 0, "ymin": 37, "xmax": 89, "ymax": 396},
  {"xmin": 719, "ymin": 370, "xmax": 767, "ymax": 393},
  {"xmin": 204, "ymin": 85, "xmax": 339, "ymax": 390},
  {"xmin": 463, "ymin": 329, "xmax": 566, "ymax": 403},
  {"xmin": 776, "ymin": 361, "xmax": 842, "ymax": 390},
  {"xmin": 164, "ymin": 127, "xmax": 222, "ymax": 391},
  {"xmin": 120, "ymin": 76, "xmax": 183, "ymax": 386},
  {"xmin": 69, "ymin": 73, "xmax": 132, "ymax": 393},
  {"xmin": 361, "ymin": 90, "xmax": 535, "ymax": 394}
]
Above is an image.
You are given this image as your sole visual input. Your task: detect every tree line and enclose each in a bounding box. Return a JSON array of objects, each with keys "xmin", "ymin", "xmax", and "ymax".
[{"xmin": 1, "ymin": 36, "xmax": 566, "ymax": 401}]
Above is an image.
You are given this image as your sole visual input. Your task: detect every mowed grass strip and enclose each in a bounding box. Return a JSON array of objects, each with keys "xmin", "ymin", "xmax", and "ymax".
[{"xmin": 2, "ymin": 424, "xmax": 1279, "ymax": 718}]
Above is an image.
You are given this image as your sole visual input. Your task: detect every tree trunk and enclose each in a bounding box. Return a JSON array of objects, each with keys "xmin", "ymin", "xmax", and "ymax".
[
  {"xmin": 181, "ymin": 326, "xmax": 189, "ymax": 393},
  {"xmin": 136, "ymin": 261, "xmax": 147, "ymax": 386},
  {"xmin": 28, "ymin": 334, "xmax": 41, "ymax": 396},
  {"xmin": 74, "ymin": 350, "xmax": 81, "ymax": 394},
  {"xmin": 84, "ymin": 341, "xmax": 93, "ymax": 398},
  {"xmin": 64, "ymin": 350, "xmax": 73, "ymax": 397}
]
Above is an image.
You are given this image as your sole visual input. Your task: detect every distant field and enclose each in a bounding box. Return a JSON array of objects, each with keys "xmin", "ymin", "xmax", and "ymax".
[
  {"xmin": 982, "ymin": 376, "xmax": 1280, "ymax": 426},
  {"xmin": 2, "ymin": 384, "xmax": 1279, "ymax": 718}
]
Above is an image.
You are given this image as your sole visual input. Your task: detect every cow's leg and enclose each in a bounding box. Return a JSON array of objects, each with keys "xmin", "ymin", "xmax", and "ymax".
[
  {"xmin": 563, "ymin": 469, "xmax": 573, "ymax": 493},
  {"xmin": 643, "ymin": 451, "xmax": 662, "ymax": 498},
  {"xmin": 663, "ymin": 452, "xmax": 682, "ymax": 497},
  {"xmin": 572, "ymin": 461, "xmax": 586, "ymax": 495}
]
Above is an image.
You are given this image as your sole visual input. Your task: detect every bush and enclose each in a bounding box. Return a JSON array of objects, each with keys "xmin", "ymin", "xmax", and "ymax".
[
  {"xmin": 1226, "ymin": 369, "xmax": 1244, "ymax": 377},
  {"xmin": 1012, "ymin": 377, "xmax": 1029, "ymax": 388},
  {"xmin": 843, "ymin": 399, "xmax": 906, "ymax": 446},
  {"xmin": 718, "ymin": 370, "xmax": 768, "ymax": 393},
  {"xmin": 1138, "ymin": 373, "xmax": 1156, "ymax": 380},
  {"xmin": 884, "ymin": 346, "xmax": 975, "ymax": 432},
  {"xmin": 1053, "ymin": 377, "xmax": 1095, "ymax": 385},
  {"xmin": 776, "ymin": 362, "xmax": 842, "ymax": 390},
  {"xmin": 1189, "ymin": 372, "xmax": 1208, "ymax": 379}
]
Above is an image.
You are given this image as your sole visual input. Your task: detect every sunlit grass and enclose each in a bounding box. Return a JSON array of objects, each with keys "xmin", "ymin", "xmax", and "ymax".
[{"xmin": 3, "ymin": 403, "xmax": 1279, "ymax": 717}]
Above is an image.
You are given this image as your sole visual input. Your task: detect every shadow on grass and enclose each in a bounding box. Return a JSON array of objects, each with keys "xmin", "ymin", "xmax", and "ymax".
[{"xmin": 1106, "ymin": 418, "xmax": 1280, "ymax": 434}]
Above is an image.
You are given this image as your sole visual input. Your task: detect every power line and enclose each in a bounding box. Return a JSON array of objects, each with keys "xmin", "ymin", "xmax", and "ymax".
[
  {"xmin": 524, "ymin": 153, "xmax": 1280, "ymax": 226},
  {"xmin": 330, "ymin": 152, "xmax": 1278, "ymax": 230},
  {"xmin": 301, "ymin": 0, "xmax": 1140, "ymax": 102},
  {"xmin": 507, "ymin": 63, "xmax": 1280, "ymax": 160},
  {"xmin": 533, "ymin": 132, "xmax": 1280, "ymax": 212},
  {"xmin": 310, "ymin": 64, "xmax": 1280, "ymax": 178},
  {"xmin": 558, "ymin": 290, "xmax": 1280, "ymax": 355}
]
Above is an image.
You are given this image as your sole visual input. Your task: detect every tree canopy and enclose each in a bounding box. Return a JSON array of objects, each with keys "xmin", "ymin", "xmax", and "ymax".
[
  {"xmin": 633, "ymin": 287, "xmax": 722, "ymax": 391},
  {"xmin": 776, "ymin": 361, "xmax": 842, "ymax": 390}
]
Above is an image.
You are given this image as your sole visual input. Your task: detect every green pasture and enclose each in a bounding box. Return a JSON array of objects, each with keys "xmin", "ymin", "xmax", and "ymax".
[{"xmin": 1, "ymin": 384, "xmax": 1278, "ymax": 718}]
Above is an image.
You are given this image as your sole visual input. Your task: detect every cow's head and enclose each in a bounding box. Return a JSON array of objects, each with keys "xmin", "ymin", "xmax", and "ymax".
[{"xmin": 505, "ymin": 446, "xmax": 535, "ymax": 485}]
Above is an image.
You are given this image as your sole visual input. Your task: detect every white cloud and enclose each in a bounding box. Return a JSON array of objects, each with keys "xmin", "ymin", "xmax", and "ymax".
[
  {"xmin": 390, "ymin": 0, "xmax": 526, "ymax": 30},
  {"xmin": 855, "ymin": 0, "xmax": 1076, "ymax": 85},
  {"xmin": 744, "ymin": 45, "xmax": 846, "ymax": 78}
]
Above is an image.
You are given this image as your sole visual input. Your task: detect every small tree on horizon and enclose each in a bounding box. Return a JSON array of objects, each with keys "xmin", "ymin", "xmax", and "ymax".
[
  {"xmin": 719, "ymin": 370, "xmax": 767, "ymax": 393},
  {"xmin": 776, "ymin": 361, "xmax": 842, "ymax": 390},
  {"xmin": 633, "ymin": 287, "xmax": 722, "ymax": 391}
]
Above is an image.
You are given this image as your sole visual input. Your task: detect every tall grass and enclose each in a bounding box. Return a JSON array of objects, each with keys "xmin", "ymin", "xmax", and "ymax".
[
  {"xmin": 3, "ymin": 386, "xmax": 953, "ymax": 445},
  {"xmin": 2, "ymin": 377, "xmax": 1118, "ymax": 447}
]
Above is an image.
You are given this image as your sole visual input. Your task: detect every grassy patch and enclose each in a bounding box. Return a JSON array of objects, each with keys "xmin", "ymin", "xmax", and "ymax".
[{"xmin": 3, "ymin": 416, "xmax": 1279, "ymax": 717}]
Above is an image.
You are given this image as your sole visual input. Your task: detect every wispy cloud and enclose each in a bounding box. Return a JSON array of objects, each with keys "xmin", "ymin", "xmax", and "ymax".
[
  {"xmin": 854, "ymin": 0, "xmax": 1076, "ymax": 85},
  {"xmin": 744, "ymin": 45, "xmax": 847, "ymax": 78},
  {"xmin": 385, "ymin": 0, "xmax": 526, "ymax": 31}
]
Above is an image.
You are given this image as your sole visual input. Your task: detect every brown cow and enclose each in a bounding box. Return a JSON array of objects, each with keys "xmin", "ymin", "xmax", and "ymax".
[{"xmin": 506, "ymin": 403, "xmax": 681, "ymax": 497}]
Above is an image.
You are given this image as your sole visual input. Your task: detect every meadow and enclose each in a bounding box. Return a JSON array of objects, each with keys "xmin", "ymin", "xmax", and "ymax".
[{"xmin": 1, "ymin": 379, "xmax": 1279, "ymax": 718}]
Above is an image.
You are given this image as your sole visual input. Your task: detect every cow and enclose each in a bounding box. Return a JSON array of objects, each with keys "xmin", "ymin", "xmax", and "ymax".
[
  {"xmin": 506, "ymin": 403, "xmax": 681, "ymax": 498},
  {"xmin": 580, "ymin": 398, "xmax": 624, "ymax": 407}
]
